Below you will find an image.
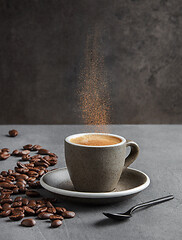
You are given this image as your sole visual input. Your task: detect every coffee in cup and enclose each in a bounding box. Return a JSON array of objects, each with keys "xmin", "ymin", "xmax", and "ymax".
[{"xmin": 70, "ymin": 134, "xmax": 122, "ymax": 146}]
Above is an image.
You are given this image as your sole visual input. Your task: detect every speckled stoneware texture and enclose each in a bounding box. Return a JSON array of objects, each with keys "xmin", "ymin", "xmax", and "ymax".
[{"xmin": 65, "ymin": 133, "xmax": 139, "ymax": 192}]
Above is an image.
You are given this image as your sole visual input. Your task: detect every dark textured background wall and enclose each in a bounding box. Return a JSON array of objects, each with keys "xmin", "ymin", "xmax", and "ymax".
[{"xmin": 0, "ymin": 0, "xmax": 182, "ymax": 124}]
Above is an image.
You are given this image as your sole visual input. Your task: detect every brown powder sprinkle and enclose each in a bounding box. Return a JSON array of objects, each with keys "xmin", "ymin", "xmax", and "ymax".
[{"xmin": 78, "ymin": 27, "xmax": 111, "ymax": 133}]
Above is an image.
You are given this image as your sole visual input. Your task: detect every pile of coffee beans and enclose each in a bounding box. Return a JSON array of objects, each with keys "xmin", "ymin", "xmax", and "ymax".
[{"xmin": 0, "ymin": 130, "xmax": 75, "ymax": 228}]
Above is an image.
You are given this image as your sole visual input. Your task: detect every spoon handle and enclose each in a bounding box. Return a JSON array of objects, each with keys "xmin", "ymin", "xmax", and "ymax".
[{"xmin": 128, "ymin": 195, "xmax": 174, "ymax": 214}]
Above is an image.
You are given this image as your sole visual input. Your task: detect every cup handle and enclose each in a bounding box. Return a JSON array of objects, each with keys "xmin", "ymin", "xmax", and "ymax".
[{"xmin": 124, "ymin": 140, "xmax": 139, "ymax": 168}]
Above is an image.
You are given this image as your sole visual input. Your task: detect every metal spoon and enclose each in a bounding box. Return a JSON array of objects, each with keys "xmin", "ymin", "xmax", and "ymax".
[{"xmin": 103, "ymin": 195, "xmax": 174, "ymax": 220}]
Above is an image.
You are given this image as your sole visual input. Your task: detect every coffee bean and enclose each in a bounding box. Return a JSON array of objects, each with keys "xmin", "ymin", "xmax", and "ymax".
[
  {"xmin": 11, "ymin": 208, "xmax": 24, "ymax": 215},
  {"xmin": 0, "ymin": 209, "xmax": 11, "ymax": 217},
  {"xmin": 2, "ymin": 148, "xmax": 10, "ymax": 152},
  {"xmin": 11, "ymin": 172, "xmax": 20, "ymax": 177},
  {"xmin": 51, "ymin": 219, "xmax": 62, "ymax": 228},
  {"xmin": 25, "ymin": 163, "xmax": 34, "ymax": 168},
  {"xmin": 7, "ymin": 175, "xmax": 15, "ymax": 181},
  {"xmin": 21, "ymin": 218, "xmax": 36, "ymax": 227},
  {"xmin": 49, "ymin": 159, "xmax": 58, "ymax": 166},
  {"xmin": 21, "ymin": 154, "xmax": 31, "ymax": 161},
  {"xmin": 16, "ymin": 174, "xmax": 29, "ymax": 181},
  {"xmin": 32, "ymin": 145, "xmax": 42, "ymax": 151},
  {"xmin": 23, "ymin": 144, "xmax": 33, "ymax": 150},
  {"xmin": 1, "ymin": 189, "xmax": 13, "ymax": 195},
  {"xmin": 15, "ymin": 167, "xmax": 29, "ymax": 174},
  {"xmin": 36, "ymin": 207, "xmax": 47, "ymax": 214},
  {"xmin": 12, "ymin": 187, "xmax": 19, "ymax": 194},
  {"xmin": 27, "ymin": 177, "xmax": 36, "ymax": 183},
  {"xmin": 38, "ymin": 212, "xmax": 53, "ymax": 219},
  {"xmin": 23, "ymin": 206, "xmax": 35, "ymax": 215},
  {"xmin": 0, "ymin": 182, "xmax": 16, "ymax": 189},
  {"xmin": 47, "ymin": 208, "xmax": 56, "ymax": 214},
  {"xmin": 12, "ymin": 201, "xmax": 22, "ymax": 208},
  {"xmin": 38, "ymin": 149, "xmax": 50, "ymax": 155},
  {"xmin": 0, "ymin": 198, "xmax": 13, "ymax": 204},
  {"xmin": 55, "ymin": 207, "xmax": 66, "ymax": 214},
  {"xmin": 9, "ymin": 129, "xmax": 18, "ymax": 137},
  {"xmin": 14, "ymin": 197, "xmax": 22, "ymax": 202},
  {"xmin": 12, "ymin": 150, "xmax": 20, "ymax": 156},
  {"xmin": 21, "ymin": 150, "xmax": 30, "ymax": 155},
  {"xmin": 34, "ymin": 162, "xmax": 49, "ymax": 168},
  {"xmin": 28, "ymin": 171, "xmax": 39, "ymax": 178},
  {"xmin": 17, "ymin": 162, "xmax": 27, "ymax": 169},
  {"xmin": 62, "ymin": 211, "xmax": 75, "ymax": 218},
  {"xmin": 47, "ymin": 201, "xmax": 54, "ymax": 208},
  {"xmin": 50, "ymin": 215, "xmax": 64, "ymax": 221},
  {"xmin": 0, "ymin": 152, "xmax": 10, "ymax": 160},
  {"xmin": 0, "ymin": 177, "xmax": 6, "ymax": 182},
  {"xmin": 27, "ymin": 200, "xmax": 36, "ymax": 209},
  {"xmin": 0, "ymin": 194, "xmax": 10, "ymax": 199},
  {"xmin": 31, "ymin": 154, "xmax": 41, "ymax": 159},
  {"xmin": 2, "ymin": 203, "xmax": 11, "ymax": 210},
  {"xmin": 1, "ymin": 171, "xmax": 8, "ymax": 176},
  {"xmin": 17, "ymin": 179, "xmax": 27, "ymax": 185},
  {"xmin": 9, "ymin": 213, "xmax": 24, "ymax": 221},
  {"xmin": 22, "ymin": 198, "xmax": 29, "ymax": 206},
  {"xmin": 26, "ymin": 190, "xmax": 40, "ymax": 198},
  {"xmin": 16, "ymin": 182, "xmax": 25, "ymax": 188}
]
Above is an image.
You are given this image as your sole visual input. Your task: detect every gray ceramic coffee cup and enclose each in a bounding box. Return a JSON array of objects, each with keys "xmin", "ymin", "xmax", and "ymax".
[{"xmin": 65, "ymin": 133, "xmax": 139, "ymax": 192}]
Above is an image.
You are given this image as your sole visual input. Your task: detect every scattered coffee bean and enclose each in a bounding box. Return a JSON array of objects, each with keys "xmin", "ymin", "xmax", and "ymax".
[
  {"xmin": 21, "ymin": 218, "xmax": 36, "ymax": 227},
  {"xmin": 23, "ymin": 144, "xmax": 33, "ymax": 150},
  {"xmin": 22, "ymin": 198, "xmax": 29, "ymax": 206},
  {"xmin": 21, "ymin": 154, "xmax": 31, "ymax": 161},
  {"xmin": 12, "ymin": 150, "xmax": 20, "ymax": 156},
  {"xmin": 0, "ymin": 142, "xmax": 75, "ymax": 229},
  {"xmin": 2, "ymin": 148, "xmax": 10, "ymax": 152},
  {"xmin": 47, "ymin": 201, "xmax": 54, "ymax": 208},
  {"xmin": 14, "ymin": 197, "xmax": 22, "ymax": 202},
  {"xmin": 9, "ymin": 129, "xmax": 18, "ymax": 137},
  {"xmin": 38, "ymin": 212, "xmax": 53, "ymax": 219},
  {"xmin": 51, "ymin": 219, "xmax": 62, "ymax": 228},
  {"xmin": 16, "ymin": 174, "xmax": 29, "ymax": 181},
  {"xmin": 50, "ymin": 215, "xmax": 64, "ymax": 221},
  {"xmin": 47, "ymin": 207, "xmax": 56, "ymax": 214},
  {"xmin": 0, "ymin": 152, "xmax": 10, "ymax": 160},
  {"xmin": 2, "ymin": 203, "xmax": 11, "ymax": 210},
  {"xmin": 12, "ymin": 188, "xmax": 19, "ymax": 194},
  {"xmin": 55, "ymin": 207, "xmax": 66, "ymax": 214},
  {"xmin": 23, "ymin": 206, "xmax": 35, "ymax": 215},
  {"xmin": 28, "ymin": 171, "xmax": 39, "ymax": 178},
  {"xmin": 12, "ymin": 208, "xmax": 24, "ymax": 215},
  {"xmin": 27, "ymin": 200, "xmax": 36, "ymax": 209},
  {"xmin": 32, "ymin": 145, "xmax": 42, "ymax": 151},
  {"xmin": 12, "ymin": 201, "xmax": 22, "ymax": 208},
  {"xmin": 38, "ymin": 149, "xmax": 50, "ymax": 155},
  {"xmin": 0, "ymin": 198, "xmax": 13, "ymax": 204},
  {"xmin": 36, "ymin": 207, "xmax": 47, "ymax": 214},
  {"xmin": 9, "ymin": 213, "xmax": 24, "ymax": 221},
  {"xmin": 1, "ymin": 171, "xmax": 8, "ymax": 177},
  {"xmin": 0, "ymin": 209, "xmax": 11, "ymax": 217},
  {"xmin": 62, "ymin": 211, "xmax": 75, "ymax": 218},
  {"xmin": 26, "ymin": 190, "xmax": 40, "ymax": 197}
]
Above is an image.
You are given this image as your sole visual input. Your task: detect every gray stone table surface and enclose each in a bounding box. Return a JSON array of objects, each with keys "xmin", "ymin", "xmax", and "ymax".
[{"xmin": 0, "ymin": 125, "xmax": 181, "ymax": 240}]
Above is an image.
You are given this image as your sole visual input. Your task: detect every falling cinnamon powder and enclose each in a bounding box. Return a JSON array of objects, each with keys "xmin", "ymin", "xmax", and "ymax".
[{"xmin": 78, "ymin": 28, "xmax": 111, "ymax": 133}]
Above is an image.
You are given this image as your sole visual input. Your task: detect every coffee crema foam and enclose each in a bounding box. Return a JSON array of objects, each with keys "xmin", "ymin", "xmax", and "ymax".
[{"xmin": 70, "ymin": 135, "xmax": 122, "ymax": 146}]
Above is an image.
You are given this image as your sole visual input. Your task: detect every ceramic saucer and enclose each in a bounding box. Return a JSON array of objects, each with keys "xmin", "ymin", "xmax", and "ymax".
[{"xmin": 40, "ymin": 167, "xmax": 150, "ymax": 204}]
